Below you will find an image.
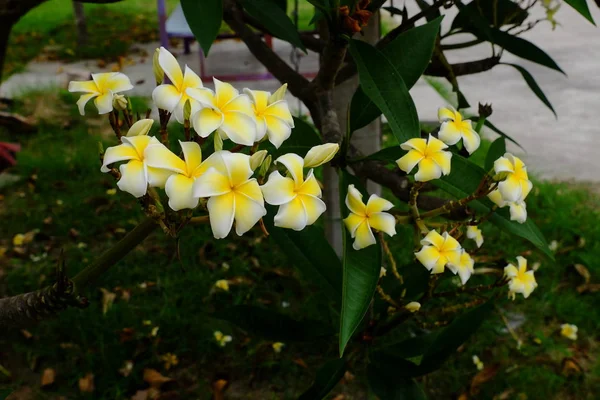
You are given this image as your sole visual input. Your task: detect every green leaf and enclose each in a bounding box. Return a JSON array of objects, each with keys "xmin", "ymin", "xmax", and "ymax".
[
  {"xmin": 367, "ymin": 364, "xmax": 426, "ymax": 400},
  {"xmin": 374, "ymin": 331, "xmax": 439, "ymax": 359},
  {"xmin": 354, "ymin": 147, "xmax": 403, "ymax": 163},
  {"xmin": 181, "ymin": 0, "xmax": 222, "ymax": 55},
  {"xmin": 348, "ymin": 40, "xmax": 420, "ymax": 144},
  {"xmin": 349, "ymin": 17, "xmax": 443, "ymax": 132},
  {"xmin": 502, "ymin": 63, "xmax": 556, "ymax": 116},
  {"xmin": 241, "ymin": 0, "xmax": 306, "ymax": 52},
  {"xmin": 261, "ymin": 117, "xmax": 322, "ymax": 158},
  {"xmin": 456, "ymin": 1, "xmax": 563, "ymax": 74},
  {"xmin": 216, "ymin": 305, "xmax": 334, "ymax": 341},
  {"xmin": 338, "ymin": 171, "xmax": 382, "ymax": 356},
  {"xmin": 267, "ymin": 223, "xmax": 342, "ymax": 303},
  {"xmin": 298, "ymin": 359, "xmax": 346, "ymax": 400},
  {"xmin": 433, "ymin": 155, "xmax": 553, "ymax": 259},
  {"xmin": 564, "ymin": 0, "xmax": 596, "ymax": 25},
  {"xmin": 451, "ymin": 0, "xmax": 528, "ymax": 30},
  {"xmin": 420, "ymin": 300, "xmax": 494, "ymax": 370},
  {"xmin": 484, "ymin": 137, "xmax": 506, "ymax": 172},
  {"xmin": 483, "ymin": 120, "xmax": 524, "ymax": 151}
]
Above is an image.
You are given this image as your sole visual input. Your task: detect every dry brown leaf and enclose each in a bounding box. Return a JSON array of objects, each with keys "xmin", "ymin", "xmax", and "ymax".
[
  {"xmin": 100, "ymin": 288, "xmax": 117, "ymax": 315},
  {"xmin": 20, "ymin": 329, "xmax": 32, "ymax": 339},
  {"xmin": 41, "ymin": 368, "xmax": 56, "ymax": 387},
  {"xmin": 573, "ymin": 264, "xmax": 591, "ymax": 284},
  {"xmin": 212, "ymin": 379, "xmax": 228, "ymax": 400},
  {"xmin": 6, "ymin": 386, "xmax": 34, "ymax": 400},
  {"xmin": 293, "ymin": 358, "xmax": 308, "ymax": 369},
  {"xmin": 493, "ymin": 388, "xmax": 515, "ymax": 400},
  {"xmin": 561, "ymin": 357, "xmax": 583, "ymax": 377},
  {"xmin": 470, "ymin": 364, "xmax": 500, "ymax": 395},
  {"xmin": 78, "ymin": 373, "xmax": 95, "ymax": 393},
  {"xmin": 131, "ymin": 390, "xmax": 149, "ymax": 400},
  {"xmin": 343, "ymin": 370, "xmax": 355, "ymax": 383},
  {"xmin": 143, "ymin": 368, "xmax": 172, "ymax": 387},
  {"xmin": 576, "ymin": 283, "xmax": 600, "ymax": 294}
]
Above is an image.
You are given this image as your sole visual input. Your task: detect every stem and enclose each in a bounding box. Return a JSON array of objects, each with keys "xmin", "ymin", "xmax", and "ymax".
[
  {"xmin": 380, "ymin": 232, "xmax": 403, "ymax": 284},
  {"xmin": 72, "ymin": 217, "xmax": 158, "ymax": 293},
  {"xmin": 409, "ymin": 182, "xmax": 428, "ymax": 234},
  {"xmin": 420, "ymin": 179, "xmax": 495, "ymax": 220},
  {"xmin": 376, "ymin": 285, "xmax": 399, "ymax": 308}
]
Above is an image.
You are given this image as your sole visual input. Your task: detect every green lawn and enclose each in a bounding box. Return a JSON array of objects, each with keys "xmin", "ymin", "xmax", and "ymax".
[{"xmin": 0, "ymin": 89, "xmax": 598, "ymax": 399}]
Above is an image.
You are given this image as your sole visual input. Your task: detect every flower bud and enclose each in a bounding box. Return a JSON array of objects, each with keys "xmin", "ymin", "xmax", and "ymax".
[
  {"xmin": 493, "ymin": 171, "xmax": 510, "ymax": 182},
  {"xmin": 113, "ymin": 94, "xmax": 128, "ymax": 111},
  {"xmin": 303, "ymin": 143, "xmax": 339, "ymax": 168},
  {"xmin": 250, "ymin": 150, "xmax": 268, "ymax": 170},
  {"xmin": 126, "ymin": 118, "xmax": 154, "ymax": 137},
  {"xmin": 269, "ymin": 83, "xmax": 288, "ymax": 103},
  {"xmin": 404, "ymin": 301, "xmax": 421, "ymax": 313},
  {"xmin": 153, "ymin": 48, "xmax": 164, "ymax": 85},
  {"xmin": 258, "ymin": 155, "xmax": 272, "ymax": 178},
  {"xmin": 183, "ymin": 100, "xmax": 192, "ymax": 121},
  {"xmin": 478, "ymin": 102, "xmax": 493, "ymax": 118},
  {"xmin": 214, "ymin": 132, "xmax": 224, "ymax": 152}
]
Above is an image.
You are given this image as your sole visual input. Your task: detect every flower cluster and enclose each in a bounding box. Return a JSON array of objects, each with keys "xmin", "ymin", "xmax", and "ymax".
[
  {"xmin": 69, "ymin": 47, "xmax": 339, "ymax": 240},
  {"xmin": 488, "ymin": 153, "xmax": 533, "ymax": 224}
]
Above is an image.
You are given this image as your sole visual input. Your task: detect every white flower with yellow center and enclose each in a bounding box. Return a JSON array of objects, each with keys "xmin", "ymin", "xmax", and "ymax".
[
  {"xmin": 415, "ymin": 230, "xmax": 462, "ymax": 274},
  {"xmin": 303, "ymin": 143, "xmax": 340, "ymax": 168},
  {"xmin": 193, "ymin": 151, "xmax": 266, "ymax": 238},
  {"xmin": 101, "ymin": 119, "xmax": 171, "ymax": 198},
  {"xmin": 68, "ymin": 72, "xmax": 133, "ymax": 115},
  {"xmin": 243, "ymin": 85, "xmax": 295, "ymax": 148},
  {"xmin": 504, "ymin": 256, "xmax": 538, "ymax": 300},
  {"xmin": 397, "ymin": 135, "xmax": 452, "ymax": 182},
  {"xmin": 488, "ymin": 189, "xmax": 529, "ymax": 224},
  {"xmin": 448, "ymin": 249, "xmax": 475, "ymax": 285},
  {"xmin": 214, "ymin": 331, "xmax": 232, "ymax": 347},
  {"xmin": 343, "ymin": 185, "xmax": 396, "ymax": 250},
  {"xmin": 151, "ymin": 47, "xmax": 204, "ymax": 123},
  {"xmin": 144, "ymin": 141, "xmax": 225, "ymax": 211},
  {"xmin": 466, "ymin": 225, "xmax": 484, "ymax": 248},
  {"xmin": 494, "ymin": 153, "xmax": 533, "ymax": 202},
  {"xmin": 560, "ymin": 323, "xmax": 578, "ymax": 341},
  {"xmin": 187, "ymin": 79, "xmax": 257, "ymax": 146},
  {"xmin": 261, "ymin": 153, "xmax": 326, "ymax": 231},
  {"xmin": 437, "ymin": 106, "xmax": 481, "ymax": 154}
]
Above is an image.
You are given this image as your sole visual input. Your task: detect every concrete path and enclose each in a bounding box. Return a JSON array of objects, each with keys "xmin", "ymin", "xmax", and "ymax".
[{"xmin": 1, "ymin": 4, "xmax": 599, "ymax": 182}]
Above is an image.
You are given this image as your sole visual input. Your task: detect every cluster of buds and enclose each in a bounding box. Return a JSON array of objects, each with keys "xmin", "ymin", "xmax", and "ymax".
[{"xmin": 340, "ymin": 0, "xmax": 373, "ymax": 34}]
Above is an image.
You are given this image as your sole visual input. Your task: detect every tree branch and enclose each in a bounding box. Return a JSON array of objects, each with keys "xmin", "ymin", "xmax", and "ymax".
[{"xmin": 424, "ymin": 56, "xmax": 500, "ymax": 77}]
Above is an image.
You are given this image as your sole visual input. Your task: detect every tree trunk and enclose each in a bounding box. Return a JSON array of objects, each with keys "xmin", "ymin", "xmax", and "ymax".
[
  {"xmin": 0, "ymin": 19, "xmax": 12, "ymax": 85},
  {"xmin": 73, "ymin": 1, "xmax": 88, "ymax": 50}
]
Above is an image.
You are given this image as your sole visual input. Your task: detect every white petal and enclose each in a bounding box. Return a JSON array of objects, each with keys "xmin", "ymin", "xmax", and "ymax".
[
  {"xmin": 126, "ymin": 119, "xmax": 154, "ymax": 137},
  {"xmin": 260, "ymin": 171, "xmax": 296, "ymax": 205},
  {"xmin": 94, "ymin": 92, "xmax": 114, "ymax": 115},
  {"xmin": 76, "ymin": 93, "xmax": 98, "ymax": 116},
  {"xmin": 159, "ymin": 46, "xmax": 183, "ymax": 88},
  {"xmin": 207, "ymin": 192, "xmax": 235, "ymax": 239},
  {"xmin": 234, "ymin": 192, "xmax": 267, "ymax": 235},
  {"xmin": 165, "ymin": 174, "xmax": 199, "ymax": 211},
  {"xmin": 152, "ymin": 84, "xmax": 182, "ymax": 113},
  {"xmin": 117, "ymin": 160, "xmax": 148, "ymax": 198},
  {"xmin": 276, "ymin": 153, "xmax": 305, "ymax": 185},
  {"xmin": 192, "ymin": 108, "xmax": 224, "ymax": 138}
]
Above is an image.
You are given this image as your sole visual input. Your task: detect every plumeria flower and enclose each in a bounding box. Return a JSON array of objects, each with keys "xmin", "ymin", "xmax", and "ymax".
[
  {"xmin": 405, "ymin": 302, "xmax": 421, "ymax": 313},
  {"xmin": 261, "ymin": 153, "xmax": 326, "ymax": 231},
  {"xmin": 466, "ymin": 225, "xmax": 484, "ymax": 248},
  {"xmin": 448, "ymin": 249, "xmax": 475, "ymax": 285},
  {"xmin": 472, "ymin": 355, "xmax": 484, "ymax": 371},
  {"xmin": 214, "ymin": 331, "xmax": 232, "ymax": 347},
  {"xmin": 101, "ymin": 120, "xmax": 171, "ymax": 198},
  {"xmin": 244, "ymin": 85, "xmax": 295, "ymax": 148},
  {"xmin": 437, "ymin": 106, "xmax": 480, "ymax": 154},
  {"xmin": 193, "ymin": 151, "xmax": 266, "ymax": 238},
  {"xmin": 397, "ymin": 134, "xmax": 452, "ymax": 182},
  {"xmin": 303, "ymin": 143, "xmax": 340, "ymax": 168},
  {"xmin": 488, "ymin": 189, "xmax": 528, "ymax": 224},
  {"xmin": 504, "ymin": 256, "xmax": 538, "ymax": 300},
  {"xmin": 560, "ymin": 323, "xmax": 578, "ymax": 341},
  {"xmin": 494, "ymin": 153, "xmax": 533, "ymax": 202},
  {"xmin": 415, "ymin": 230, "xmax": 462, "ymax": 274},
  {"xmin": 342, "ymin": 184, "xmax": 396, "ymax": 250},
  {"xmin": 68, "ymin": 72, "xmax": 133, "ymax": 115},
  {"xmin": 272, "ymin": 342, "xmax": 285, "ymax": 353},
  {"xmin": 187, "ymin": 79, "xmax": 257, "ymax": 146},
  {"xmin": 152, "ymin": 47, "xmax": 204, "ymax": 123},
  {"xmin": 144, "ymin": 141, "xmax": 225, "ymax": 211}
]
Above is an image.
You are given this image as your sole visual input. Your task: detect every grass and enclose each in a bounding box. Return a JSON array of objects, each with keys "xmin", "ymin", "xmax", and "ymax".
[{"xmin": 0, "ymin": 90, "xmax": 599, "ymax": 399}]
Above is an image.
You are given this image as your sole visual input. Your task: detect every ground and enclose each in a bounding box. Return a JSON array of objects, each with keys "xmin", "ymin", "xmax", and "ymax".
[{"xmin": 0, "ymin": 89, "xmax": 598, "ymax": 399}]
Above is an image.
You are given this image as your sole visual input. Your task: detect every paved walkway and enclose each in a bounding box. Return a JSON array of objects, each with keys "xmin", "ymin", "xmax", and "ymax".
[{"xmin": 1, "ymin": 4, "xmax": 599, "ymax": 182}]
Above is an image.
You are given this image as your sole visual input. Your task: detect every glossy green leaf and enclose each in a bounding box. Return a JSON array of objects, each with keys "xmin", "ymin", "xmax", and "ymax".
[
  {"xmin": 420, "ymin": 300, "xmax": 494, "ymax": 370},
  {"xmin": 565, "ymin": 0, "xmax": 595, "ymax": 24},
  {"xmin": 433, "ymin": 155, "xmax": 553, "ymax": 259},
  {"xmin": 456, "ymin": 1, "xmax": 563, "ymax": 73},
  {"xmin": 181, "ymin": 0, "xmax": 222, "ymax": 55},
  {"xmin": 452, "ymin": 0, "xmax": 528, "ymax": 30},
  {"xmin": 502, "ymin": 63, "xmax": 556, "ymax": 116},
  {"xmin": 349, "ymin": 17, "xmax": 442, "ymax": 132},
  {"xmin": 483, "ymin": 120, "xmax": 524, "ymax": 150},
  {"xmin": 261, "ymin": 117, "xmax": 322, "ymax": 158},
  {"xmin": 339, "ymin": 171, "xmax": 382, "ymax": 356},
  {"xmin": 353, "ymin": 146, "xmax": 403, "ymax": 164},
  {"xmin": 241, "ymin": 0, "xmax": 306, "ymax": 52},
  {"xmin": 298, "ymin": 359, "xmax": 346, "ymax": 400},
  {"xmin": 216, "ymin": 305, "xmax": 334, "ymax": 341},
  {"xmin": 368, "ymin": 364, "xmax": 426, "ymax": 400},
  {"xmin": 484, "ymin": 137, "xmax": 506, "ymax": 172},
  {"xmin": 267, "ymin": 223, "xmax": 342, "ymax": 303}
]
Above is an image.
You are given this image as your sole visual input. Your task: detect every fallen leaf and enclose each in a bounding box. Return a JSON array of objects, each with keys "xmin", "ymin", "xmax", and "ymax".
[
  {"xmin": 100, "ymin": 288, "xmax": 116, "ymax": 315},
  {"xmin": 41, "ymin": 368, "xmax": 56, "ymax": 387},
  {"xmin": 470, "ymin": 364, "xmax": 500, "ymax": 395},
  {"xmin": 20, "ymin": 329, "xmax": 32, "ymax": 339},
  {"xmin": 293, "ymin": 358, "xmax": 308, "ymax": 369},
  {"xmin": 573, "ymin": 264, "xmax": 591, "ymax": 284},
  {"xmin": 494, "ymin": 388, "xmax": 515, "ymax": 400},
  {"xmin": 561, "ymin": 357, "xmax": 583, "ymax": 377},
  {"xmin": 131, "ymin": 390, "xmax": 149, "ymax": 400},
  {"xmin": 78, "ymin": 373, "xmax": 95, "ymax": 393},
  {"xmin": 143, "ymin": 368, "xmax": 172, "ymax": 387},
  {"xmin": 6, "ymin": 386, "xmax": 33, "ymax": 400},
  {"xmin": 119, "ymin": 360, "xmax": 134, "ymax": 377},
  {"xmin": 212, "ymin": 379, "xmax": 228, "ymax": 400},
  {"xmin": 577, "ymin": 283, "xmax": 600, "ymax": 294}
]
